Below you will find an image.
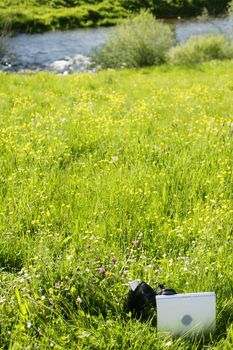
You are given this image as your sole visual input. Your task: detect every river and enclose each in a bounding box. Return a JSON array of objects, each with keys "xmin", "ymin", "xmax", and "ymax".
[{"xmin": 1, "ymin": 15, "xmax": 233, "ymax": 73}]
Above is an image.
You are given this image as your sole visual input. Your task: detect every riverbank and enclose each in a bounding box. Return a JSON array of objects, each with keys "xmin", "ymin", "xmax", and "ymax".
[
  {"xmin": 0, "ymin": 60, "xmax": 232, "ymax": 349},
  {"xmin": 1, "ymin": 15, "xmax": 233, "ymax": 74},
  {"xmin": 0, "ymin": 3, "xmax": 128, "ymax": 33},
  {"xmin": 0, "ymin": 0, "xmax": 231, "ymax": 33}
]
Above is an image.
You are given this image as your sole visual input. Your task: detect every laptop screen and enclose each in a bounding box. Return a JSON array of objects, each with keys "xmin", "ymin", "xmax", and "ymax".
[{"xmin": 156, "ymin": 292, "xmax": 216, "ymax": 336}]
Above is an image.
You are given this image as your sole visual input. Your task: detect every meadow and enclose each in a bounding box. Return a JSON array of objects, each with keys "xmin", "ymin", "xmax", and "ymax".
[{"xmin": 0, "ymin": 61, "xmax": 232, "ymax": 349}]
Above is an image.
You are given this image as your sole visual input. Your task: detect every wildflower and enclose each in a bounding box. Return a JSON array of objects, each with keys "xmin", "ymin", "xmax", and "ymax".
[
  {"xmin": 54, "ymin": 282, "xmax": 61, "ymax": 289},
  {"xmin": 0, "ymin": 297, "xmax": 6, "ymax": 304},
  {"xmin": 27, "ymin": 322, "xmax": 32, "ymax": 329},
  {"xmin": 111, "ymin": 156, "xmax": 118, "ymax": 162},
  {"xmin": 76, "ymin": 296, "xmax": 82, "ymax": 305},
  {"xmin": 99, "ymin": 267, "xmax": 106, "ymax": 274},
  {"xmin": 111, "ymin": 257, "xmax": 117, "ymax": 264},
  {"xmin": 165, "ymin": 340, "xmax": 172, "ymax": 347},
  {"xmin": 132, "ymin": 240, "xmax": 139, "ymax": 246}
]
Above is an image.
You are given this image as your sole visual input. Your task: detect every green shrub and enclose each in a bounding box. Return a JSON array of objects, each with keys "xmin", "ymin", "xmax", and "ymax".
[
  {"xmin": 168, "ymin": 34, "xmax": 233, "ymax": 65},
  {"xmin": 92, "ymin": 11, "xmax": 174, "ymax": 68}
]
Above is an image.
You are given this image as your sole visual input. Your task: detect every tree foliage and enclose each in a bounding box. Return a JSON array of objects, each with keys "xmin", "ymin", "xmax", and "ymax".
[
  {"xmin": 119, "ymin": 0, "xmax": 231, "ymax": 17},
  {"xmin": 1, "ymin": 1, "xmax": 231, "ymax": 15}
]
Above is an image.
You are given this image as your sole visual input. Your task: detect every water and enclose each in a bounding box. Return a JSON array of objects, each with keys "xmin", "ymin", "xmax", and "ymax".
[
  {"xmin": 2, "ymin": 27, "xmax": 113, "ymax": 73},
  {"xmin": 175, "ymin": 15, "xmax": 233, "ymax": 42},
  {"xmin": 1, "ymin": 16, "xmax": 233, "ymax": 73}
]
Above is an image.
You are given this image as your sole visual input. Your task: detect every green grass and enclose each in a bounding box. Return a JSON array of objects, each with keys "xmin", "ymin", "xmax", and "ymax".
[
  {"xmin": 0, "ymin": 0, "xmax": 231, "ymax": 33},
  {"xmin": 0, "ymin": 1, "xmax": 129, "ymax": 33},
  {"xmin": 0, "ymin": 61, "xmax": 233, "ymax": 349}
]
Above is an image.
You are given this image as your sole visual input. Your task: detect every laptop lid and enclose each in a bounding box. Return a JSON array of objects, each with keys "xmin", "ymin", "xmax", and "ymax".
[{"xmin": 156, "ymin": 292, "xmax": 216, "ymax": 336}]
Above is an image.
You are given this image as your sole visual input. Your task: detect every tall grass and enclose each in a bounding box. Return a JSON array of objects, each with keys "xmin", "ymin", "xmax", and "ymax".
[{"xmin": 0, "ymin": 61, "xmax": 232, "ymax": 349}]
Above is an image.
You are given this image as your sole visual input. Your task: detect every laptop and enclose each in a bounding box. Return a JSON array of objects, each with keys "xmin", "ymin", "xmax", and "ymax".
[{"xmin": 156, "ymin": 292, "xmax": 216, "ymax": 336}]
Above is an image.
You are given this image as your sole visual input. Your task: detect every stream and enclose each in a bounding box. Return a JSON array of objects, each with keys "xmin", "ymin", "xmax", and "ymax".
[{"xmin": 1, "ymin": 15, "xmax": 233, "ymax": 73}]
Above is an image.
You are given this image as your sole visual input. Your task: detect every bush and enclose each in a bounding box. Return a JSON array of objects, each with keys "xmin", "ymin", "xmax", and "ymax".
[
  {"xmin": 168, "ymin": 34, "xmax": 233, "ymax": 65},
  {"xmin": 92, "ymin": 11, "xmax": 174, "ymax": 69}
]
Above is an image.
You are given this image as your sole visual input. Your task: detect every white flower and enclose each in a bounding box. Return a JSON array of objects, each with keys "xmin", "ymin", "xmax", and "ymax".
[
  {"xmin": 111, "ymin": 156, "xmax": 118, "ymax": 162},
  {"xmin": 165, "ymin": 340, "xmax": 172, "ymax": 347},
  {"xmin": 0, "ymin": 297, "xmax": 6, "ymax": 304},
  {"xmin": 76, "ymin": 297, "xmax": 82, "ymax": 304}
]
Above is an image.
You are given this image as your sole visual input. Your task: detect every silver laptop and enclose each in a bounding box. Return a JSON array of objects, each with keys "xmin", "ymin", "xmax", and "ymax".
[{"xmin": 156, "ymin": 292, "xmax": 216, "ymax": 336}]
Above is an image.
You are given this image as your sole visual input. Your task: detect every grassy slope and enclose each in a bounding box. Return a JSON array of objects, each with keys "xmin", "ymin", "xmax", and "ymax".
[
  {"xmin": 0, "ymin": 61, "xmax": 233, "ymax": 349},
  {"xmin": 0, "ymin": 0, "xmax": 231, "ymax": 33},
  {"xmin": 0, "ymin": 1, "xmax": 128, "ymax": 33}
]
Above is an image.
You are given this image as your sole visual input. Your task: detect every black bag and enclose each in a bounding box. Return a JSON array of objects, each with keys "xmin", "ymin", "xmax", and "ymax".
[{"xmin": 124, "ymin": 281, "xmax": 176, "ymax": 320}]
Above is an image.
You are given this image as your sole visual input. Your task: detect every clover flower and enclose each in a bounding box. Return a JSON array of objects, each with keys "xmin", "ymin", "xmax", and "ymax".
[{"xmin": 99, "ymin": 267, "xmax": 106, "ymax": 274}]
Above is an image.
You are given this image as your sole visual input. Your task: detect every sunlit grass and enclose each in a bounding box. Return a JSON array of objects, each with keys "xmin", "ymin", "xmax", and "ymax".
[
  {"xmin": 0, "ymin": 1, "xmax": 128, "ymax": 33},
  {"xmin": 0, "ymin": 61, "xmax": 232, "ymax": 349}
]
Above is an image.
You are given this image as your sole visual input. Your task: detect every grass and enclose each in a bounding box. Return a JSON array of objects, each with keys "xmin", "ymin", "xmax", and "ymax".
[
  {"xmin": 0, "ymin": 1, "xmax": 231, "ymax": 33},
  {"xmin": 0, "ymin": 1, "xmax": 129, "ymax": 33},
  {"xmin": 0, "ymin": 61, "xmax": 232, "ymax": 349}
]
